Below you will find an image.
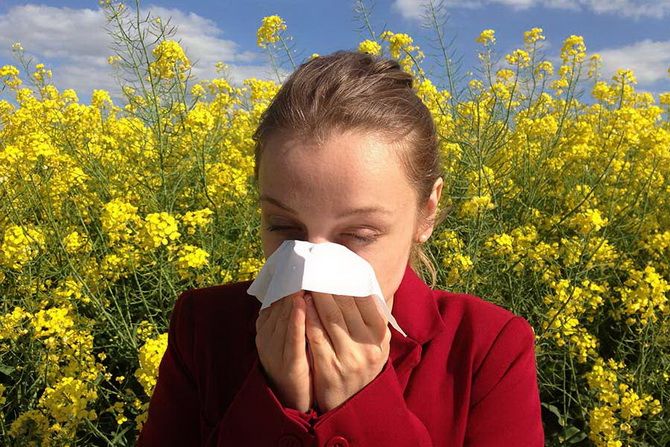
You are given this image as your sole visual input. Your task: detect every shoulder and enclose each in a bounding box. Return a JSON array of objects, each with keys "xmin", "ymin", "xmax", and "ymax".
[
  {"xmin": 431, "ymin": 289, "xmax": 536, "ymax": 373},
  {"xmin": 173, "ymin": 279, "xmax": 260, "ymax": 335},
  {"xmin": 179, "ymin": 279, "xmax": 258, "ymax": 307},
  {"xmin": 433, "ymin": 289, "xmax": 528, "ymax": 331}
]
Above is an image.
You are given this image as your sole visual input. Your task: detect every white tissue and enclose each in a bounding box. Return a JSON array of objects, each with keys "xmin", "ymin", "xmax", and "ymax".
[{"xmin": 246, "ymin": 239, "xmax": 407, "ymax": 337}]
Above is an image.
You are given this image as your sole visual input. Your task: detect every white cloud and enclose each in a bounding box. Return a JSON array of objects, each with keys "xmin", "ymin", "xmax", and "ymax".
[
  {"xmin": 0, "ymin": 3, "xmax": 279, "ymax": 103},
  {"xmin": 393, "ymin": 0, "xmax": 670, "ymax": 20},
  {"xmin": 583, "ymin": 0, "xmax": 670, "ymax": 19},
  {"xmin": 595, "ymin": 39, "xmax": 670, "ymax": 85},
  {"xmin": 391, "ymin": 0, "xmax": 477, "ymax": 21}
]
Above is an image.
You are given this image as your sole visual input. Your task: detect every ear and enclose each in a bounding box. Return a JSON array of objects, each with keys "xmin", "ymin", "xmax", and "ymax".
[{"xmin": 415, "ymin": 177, "xmax": 444, "ymax": 242}]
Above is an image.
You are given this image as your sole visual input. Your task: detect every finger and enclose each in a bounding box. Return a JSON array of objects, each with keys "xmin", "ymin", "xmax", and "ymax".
[
  {"xmin": 306, "ymin": 340, "xmax": 315, "ymax": 409},
  {"xmin": 309, "ymin": 290, "xmax": 350, "ymax": 355},
  {"xmin": 303, "ymin": 292, "xmax": 335, "ymax": 364},
  {"xmin": 274, "ymin": 295, "xmax": 293, "ymax": 337},
  {"xmin": 256, "ymin": 302, "xmax": 284, "ymax": 367},
  {"xmin": 266, "ymin": 297, "xmax": 288, "ymax": 336},
  {"xmin": 255, "ymin": 306, "xmax": 271, "ymax": 333},
  {"xmin": 283, "ymin": 293, "xmax": 306, "ymax": 361},
  {"xmin": 332, "ymin": 294, "xmax": 368, "ymax": 340},
  {"xmin": 354, "ymin": 295, "xmax": 388, "ymax": 337},
  {"xmin": 257, "ymin": 300, "xmax": 282, "ymax": 335}
]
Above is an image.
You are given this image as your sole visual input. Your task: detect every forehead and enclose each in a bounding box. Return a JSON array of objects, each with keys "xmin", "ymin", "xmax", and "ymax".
[{"xmin": 258, "ymin": 130, "xmax": 415, "ymax": 208}]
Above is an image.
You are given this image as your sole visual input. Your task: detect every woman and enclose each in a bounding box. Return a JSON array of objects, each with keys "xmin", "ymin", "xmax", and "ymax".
[{"xmin": 137, "ymin": 50, "xmax": 545, "ymax": 446}]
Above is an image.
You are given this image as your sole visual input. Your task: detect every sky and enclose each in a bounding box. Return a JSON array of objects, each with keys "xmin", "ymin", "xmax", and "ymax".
[{"xmin": 0, "ymin": 0, "xmax": 669, "ymax": 104}]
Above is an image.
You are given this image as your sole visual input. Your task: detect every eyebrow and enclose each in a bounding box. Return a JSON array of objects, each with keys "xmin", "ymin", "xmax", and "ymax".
[{"xmin": 260, "ymin": 194, "xmax": 393, "ymax": 217}]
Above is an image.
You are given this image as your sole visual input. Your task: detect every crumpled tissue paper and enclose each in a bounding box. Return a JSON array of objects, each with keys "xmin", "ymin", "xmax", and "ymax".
[{"xmin": 246, "ymin": 239, "xmax": 407, "ymax": 337}]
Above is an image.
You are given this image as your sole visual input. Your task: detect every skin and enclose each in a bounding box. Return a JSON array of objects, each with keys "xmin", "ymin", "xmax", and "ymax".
[{"xmin": 254, "ymin": 128, "xmax": 443, "ymax": 414}]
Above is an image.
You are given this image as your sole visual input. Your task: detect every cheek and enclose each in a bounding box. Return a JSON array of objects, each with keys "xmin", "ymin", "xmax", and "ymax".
[
  {"xmin": 367, "ymin": 238, "xmax": 411, "ymax": 299},
  {"xmin": 361, "ymin": 245, "xmax": 394, "ymax": 280}
]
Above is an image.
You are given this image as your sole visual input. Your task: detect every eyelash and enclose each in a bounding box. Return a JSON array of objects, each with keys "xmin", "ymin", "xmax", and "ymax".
[{"xmin": 265, "ymin": 225, "xmax": 378, "ymax": 244}]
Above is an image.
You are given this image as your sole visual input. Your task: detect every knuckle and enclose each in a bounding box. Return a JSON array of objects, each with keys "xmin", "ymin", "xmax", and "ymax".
[
  {"xmin": 307, "ymin": 330, "xmax": 328, "ymax": 346},
  {"xmin": 363, "ymin": 348, "xmax": 380, "ymax": 364},
  {"xmin": 347, "ymin": 353, "xmax": 365, "ymax": 373},
  {"xmin": 343, "ymin": 297, "xmax": 358, "ymax": 311}
]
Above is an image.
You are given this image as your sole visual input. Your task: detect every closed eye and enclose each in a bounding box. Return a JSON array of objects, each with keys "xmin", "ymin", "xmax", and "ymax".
[{"xmin": 264, "ymin": 225, "xmax": 378, "ymax": 244}]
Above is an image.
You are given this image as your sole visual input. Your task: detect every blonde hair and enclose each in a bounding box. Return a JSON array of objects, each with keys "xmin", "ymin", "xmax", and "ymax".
[{"xmin": 251, "ymin": 50, "xmax": 448, "ymax": 288}]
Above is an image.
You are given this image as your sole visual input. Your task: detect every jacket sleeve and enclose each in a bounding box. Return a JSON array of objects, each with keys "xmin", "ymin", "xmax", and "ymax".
[
  {"xmin": 464, "ymin": 316, "xmax": 545, "ymax": 446},
  {"xmin": 135, "ymin": 290, "xmax": 203, "ymax": 446},
  {"xmin": 136, "ymin": 290, "xmax": 319, "ymax": 446},
  {"xmin": 214, "ymin": 349, "xmax": 433, "ymax": 447},
  {"xmin": 211, "ymin": 356, "xmax": 320, "ymax": 445},
  {"xmin": 308, "ymin": 355, "xmax": 434, "ymax": 446}
]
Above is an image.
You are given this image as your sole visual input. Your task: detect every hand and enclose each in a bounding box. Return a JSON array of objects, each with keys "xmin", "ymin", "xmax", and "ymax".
[
  {"xmin": 255, "ymin": 291, "xmax": 314, "ymax": 413},
  {"xmin": 303, "ymin": 291, "xmax": 392, "ymax": 413}
]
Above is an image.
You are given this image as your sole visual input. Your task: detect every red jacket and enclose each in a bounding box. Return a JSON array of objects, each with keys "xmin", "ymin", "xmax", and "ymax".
[{"xmin": 137, "ymin": 262, "xmax": 545, "ymax": 446}]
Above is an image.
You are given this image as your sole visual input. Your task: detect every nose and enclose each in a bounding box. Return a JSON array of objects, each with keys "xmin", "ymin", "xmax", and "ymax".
[{"xmin": 302, "ymin": 235, "xmax": 331, "ymax": 245}]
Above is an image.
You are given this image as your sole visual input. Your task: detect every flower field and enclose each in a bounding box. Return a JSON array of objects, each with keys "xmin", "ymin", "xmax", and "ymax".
[{"xmin": 0, "ymin": 1, "xmax": 668, "ymax": 445}]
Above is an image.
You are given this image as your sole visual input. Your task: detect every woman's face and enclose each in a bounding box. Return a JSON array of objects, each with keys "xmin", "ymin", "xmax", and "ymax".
[{"xmin": 258, "ymin": 129, "xmax": 442, "ymax": 308}]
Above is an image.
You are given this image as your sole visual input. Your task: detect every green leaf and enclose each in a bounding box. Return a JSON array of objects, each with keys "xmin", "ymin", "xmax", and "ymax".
[
  {"xmin": 0, "ymin": 363, "xmax": 14, "ymax": 376},
  {"xmin": 543, "ymin": 402, "xmax": 566, "ymax": 427},
  {"xmin": 564, "ymin": 426, "xmax": 587, "ymax": 443}
]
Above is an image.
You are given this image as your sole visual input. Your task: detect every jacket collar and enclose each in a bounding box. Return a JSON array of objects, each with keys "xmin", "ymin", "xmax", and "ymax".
[
  {"xmin": 385, "ymin": 262, "xmax": 446, "ymax": 390},
  {"xmin": 391, "ymin": 262, "xmax": 446, "ymax": 345}
]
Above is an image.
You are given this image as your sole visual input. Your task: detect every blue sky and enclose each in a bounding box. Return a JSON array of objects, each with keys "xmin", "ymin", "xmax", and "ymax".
[{"xmin": 1, "ymin": 0, "xmax": 669, "ymax": 104}]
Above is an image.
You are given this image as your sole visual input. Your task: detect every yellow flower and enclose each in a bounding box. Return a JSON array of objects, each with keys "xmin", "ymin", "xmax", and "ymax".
[
  {"xmin": 505, "ymin": 49, "xmax": 531, "ymax": 68},
  {"xmin": 180, "ymin": 209, "xmax": 214, "ymax": 236},
  {"xmin": 39, "ymin": 376, "xmax": 98, "ymax": 424},
  {"xmin": 358, "ymin": 39, "xmax": 382, "ymax": 56},
  {"xmin": 149, "ymin": 40, "xmax": 191, "ymax": 80},
  {"xmin": 63, "ymin": 230, "xmax": 92, "ymax": 254},
  {"xmin": 379, "ymin": 31, "xmax": 422, "ymax": 63},
  {"xmin": 437, "ymin": 230, "xmax": 473, "ymax": 285},
  {"xmin": 172, "ymin": 244, "xmax": 210, "ymax": 280},
  {"xmin": 560, "ymin": 35, "xmax": 587, "ymax": 64},
  {"xmin": 237, "ymin": 257, "xmax": 265, "ymax": 281},
  {"xmin": 496, "ymin": 68, "xmax": 515, "ymax": 82},
  {"xmin": 101, "ymin": 199, "xmax": 141, "ymax": 245},
  {"xmin": 613, "ymin": 265, "xmax": 669, "ymax": 325},
  {"xmin": 9, "ymin": 410, "xmax": 51, "ymax": 445},
  {"xmin": 568, "ymin": 208, "xmax": 609, "ymax": 235},
  {"xmin": 460, "ymin": 195, "xmax": 496, "ymax": 218},
  {"xmin": 190, "ymin": 83, "xmax": 206, "ymax": 97},
  {"xmin": 468, "ymin": 78, "xmax": 484, "ymax": 91},
  {"xmin": 476, "ymin": 29, "xmax": 496, "ymax": 45},
  {"xmin": 535, "ymin": 60, "xmax": 554, "ymax": 77},
  {"xmin": 0, "ymin": 64, "xmax": 20, "ymax": 78},
  {"xmin": 523, "ymin": 27, "xmax": 545, "ymax": 46},
  {"xmin": 0, "ymin": 224, "xmax": 46, "ymax": 270},
  {"xmin": 0, "ymin": 306, "xmax": 32, "ymax": 341},
  {"xmin": 257, "ymin": 15, "xmax": 287, "ymax": 48},
  {"xmin": 588, "ymin": 53, "xmax": 602, "ymax": 78},
  {"xmin": 92, "ymin": 89, "xmax": 113, "ymax": 108},
  {"xmin": 139, "ymin": 212, "xmax": 181, "ymax": 250},
  {"xmin": 613, "ymin": 68, "xmax": 637, "ymax": 86},
  {"xmin": 135, "ymin": 333, "xmax": 168, "ymax": 396}
]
